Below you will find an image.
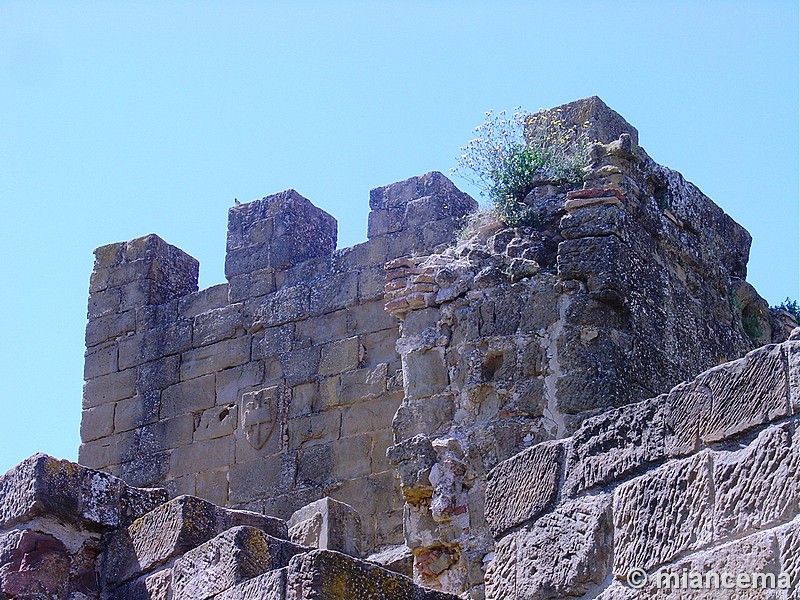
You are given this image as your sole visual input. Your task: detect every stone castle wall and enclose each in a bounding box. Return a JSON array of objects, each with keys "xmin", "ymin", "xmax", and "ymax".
[
  {"xmin": 484, "ymin": 332, "xmax": 800, "ymax": 598},
  {"xmin": 79, "ymin": 172, "xmax": 476, "ymax": 554},
  {"xmin": 77, "ymin": 97, "xmax": 793, "ymax": 597}
]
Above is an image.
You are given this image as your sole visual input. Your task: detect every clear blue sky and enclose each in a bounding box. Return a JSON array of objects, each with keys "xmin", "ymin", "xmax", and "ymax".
[{"xmin": 1, "ymin": 1, "xmax": 797, "ymax": 475}]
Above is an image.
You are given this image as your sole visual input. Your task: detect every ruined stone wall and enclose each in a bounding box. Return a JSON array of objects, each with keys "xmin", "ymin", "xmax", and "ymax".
[
  {"xmin": 484, "ymin": 331, "xmax": 800, "ymax": 599},
  {"xmin": 381, "ymin": 98, "xmax": 785, "ymax": 597},
  {"xmin": 79, "ymin": 172, "xmax": 477, "ymax": 555}
]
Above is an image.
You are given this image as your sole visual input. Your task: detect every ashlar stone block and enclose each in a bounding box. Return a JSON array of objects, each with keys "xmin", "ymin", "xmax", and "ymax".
[
  {"xmin": 102, "ymin": 494, "xmax": 287, "ymax": 586},
  {"xmin": 613, "ymin": 452, "xmax": 714, "ymax": 576},
  {"xmin": 485, "ymin": 441, "xmax": 564, "ymax": 538},
  {"xmin": 288, "ymin": 496, "xmax": 365, "ymax": 558},
  {"xmin": 172, "ymin": 526, "xmax": 304, "ymax": 600},
  {"xmin": 0, "ymin": 453, "xmax": 166, "ymax": 531}
]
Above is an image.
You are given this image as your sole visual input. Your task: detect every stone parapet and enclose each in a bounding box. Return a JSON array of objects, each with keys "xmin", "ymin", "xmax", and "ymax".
[{"xmin": 484, "ymin": 333, "xmax": 800, "ymax": 598}]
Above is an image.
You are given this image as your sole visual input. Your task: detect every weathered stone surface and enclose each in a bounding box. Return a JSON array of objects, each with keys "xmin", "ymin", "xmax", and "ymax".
[
  {"xmin": 365, "ymin": 544, "xmax": 414, "ymax": 578},
  {"xmin": 386, "ymin": 435, "xmax": 437, "ymax": 503},
  {"xmin": 0, "ymin": 529, "xmax": 95, "ymax": 599},
  {"xmin": 564, "ymin": 398, "xmax": 664, "ymax": 497},
  {"xmin": 485, "ymin": 441, "xmax": 563, "ymax": 538},
  {"xmin": 288, "ymin": 497, "xmax": 364, "ymax": 558},
  {"xmin": 497, "ymin": 495, "xmax": 613, "ymax": 600},
  {"xmin": 214, "ymin": 567, "xmax": 287, "ymax": 600},
  {"xmin": 713, "ymin": 423, "xmax": 800, "ymax": 538},
  {"xmin": 700, "ymin": 343, "xmax": 789, "ymax": 443},
  {"xmin": 172, "ymin": 526, "xmax": 304, "ymax": 599},
  {"xmin": 0, "ymin": 453, "xmax": 166, "ymax": 531},
  {"xmin": 285, "ymin": 549, "xmax": 461, "ymax": 600},
  {"xmin": 103, "ymin": 494, "xmax": 288, "ymax": 586},
  {"xmin": 613, "ymin": 452, "xmax": 714, "ymax": 575}
]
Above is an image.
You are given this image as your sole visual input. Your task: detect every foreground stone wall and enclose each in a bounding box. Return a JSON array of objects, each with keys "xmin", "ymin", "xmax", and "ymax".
[
  {"xmin": 0, "ymin": 454, "xmax": 459, "ymax": 600},
  {"xmin": 79, "ymin": 172, "xmax": 477, "ymax": 556},
  {"xmin": 485, "ymin": 331, "xmax": 800, "ymax": 599}
]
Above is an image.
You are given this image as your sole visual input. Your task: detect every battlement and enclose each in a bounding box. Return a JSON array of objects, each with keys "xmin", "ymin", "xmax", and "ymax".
[{"xmin": 78, "ymin": 97, "xmax": 795, "ymax": 597}]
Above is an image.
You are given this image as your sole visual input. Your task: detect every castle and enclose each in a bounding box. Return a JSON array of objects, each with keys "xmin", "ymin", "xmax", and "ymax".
[{"xmin": 1, "ymin": 97, "xmax": 798, "ymax": 599}]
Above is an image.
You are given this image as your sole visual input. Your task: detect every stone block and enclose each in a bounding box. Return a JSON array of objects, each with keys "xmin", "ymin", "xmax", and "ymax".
[
  {"xmin": 87, "ymin": 287, "xmax": 121, "ymax": 318},
  {"xmin": 78, "ymin": 437, "xmax": 117, "ymax": 470},
  {"xmin": 294, "ymin": 311, "xmax": 349, "ymax": 348},
  {"xmin": 713, "ymin": 423, "xmax": 800, "ymax": 539},
  {"xmin": 700, "ymin": 343, "xmax": 789, "ymax": 443},
  {"xmin": 386, "ymin": 434, "xmax": 438, "ymax": 503},
  {"xmin": 194, "ymin": 402, "xmax": 238, "ymax": 441},
  {"xmin": 82, "ymin": 367, "xmax": 137, "ymax": 408},
  {"xmin": 365, "ymin": 544, "xmax": 414, "ymax": 579},
  {"xmin": 559, "ymin": 203, "xmax": 627, "ymax": 241},
  {"xmin": 485, "ymin": 441, "xmax": 564, "ymax": 538},
  {"xmin": 361, "ymin": 328, "xmax": 400, "ymax": 368},
  {"xmin": 84, "ymin": 341, "xmax": 118, "ymax": 380},
  {"xmin": 287, "ymin": 409, "xmax": 342, "ymax": 450},
  {"xmin": 109, "ymin": 568, "xmax": 172, "ymax": 600},
  {"xmin": 0, "ymin": 528, "xmax": 93, "ymax": 599},
  {"xmin": 330, "ymin": 435, "xmax": 373, "ymax": 480},
  {"xmin": 252, "ymin": 323, "xmax": 296, "ymax": 359},
  {"xmin": 333, "ymin": 239, "xmax": 389, "ymax": 270},
  {"xmin": 613, "ymin": 452, "xmax": 714, "ymax": 575},
  {"xmin": 118, "ymin": 320, "xmax": 193, "ymax": 370},
  {"xmin": 358, "ymin": 265, "xmax": 387, "ymax": 301},
  {"xmin": 391, "ymin": 395, "xmax": 454, "ymax": 441},
  {"xmin": 285, "ymin": 548, "xmax": 462, "ymax": 600},
  {"xmin": 112, "ymin": 234, "xmax": 199, "ymax": 298},
  {"xmin": 178, "ymin": 283, "xmax": 229, "ymax": 318},
  {"xmin": 85, "ymin": 309, "xmax": 136, "ymax": 347},
  {"xmin": 402, "ymin": 349, "xmax": 448, "ymax": 400},
  {"xmin": 193, "ymin": 304, "xmax": 243, "ymax": 347},
  {"xmin": 216, "ymin": 360, "xmax": 264, "ymax": 406},
  {"xmin": 663, "ymin": 378, "xmax": 710, "ymax": 457},
  {"xmin": 341, "ymin": 394, "xmax": 401, "ymax": 438},
  {"xmin": 117, "ymin": 414, "xmax": 194, "ymax": 464},
  {"xmin": 505, "ymin": 494, "xmax": 613, "ymax": 599},
  {"xmin": 172, "ymin": 526, "xmax": 304, "ymax": 599},
  {"xmin": 320, "ymin": 336, "xmax": 362, "ymax": 377},
  {"xmin": 368, "ymin": 171, "xmax": 476, "ymax": 216},
  {"xmin": 564, "ymin": 397, "xmax": 664, "ymax": 497},
  {"xmin": 136, "ymin": 355, "xmax": 181, "ymax": 394},
  {"xmin": 288, "ymin": 496, "xmax": 365, "ymax": 558},
  {"xmin": 214, "ymin": 567, "xmax": 287, "ymax": 600},
  {"xmin": 367, "ymin": 207, "xmax": 405, "ymax": 238},
  {"xmin": 309, "ymin": 271, "xmax": 359, "ymax": 315},
  {"xmin": 348, "ymin": 300, "xmax": 398, "ymax": 335},
  {"xmin": 180, "ymin": 335, "xmax": 251, "ymax": 381},
  {"xmin": 0, "ymin": 453, "xmax": 166, "ymax": 531},
  {"xmin": 281, "ymin": 345, "xmax": 322, "ymax": 386},
  {"xmin": 114, "ymin": 391, "xmax": 160, "ymax": 433},
  {"xmin": 335, "ymin": 364, "xmax": 388, "ymax": 406},
  {"xmin": 80, "ymin": 402, "xmax": 115, "ymax": 442},
  {"xmin": 557, "ymin": 235, "xmax": 623, "ymax": 283},
  {"xmin": 102, "ymin": 494, "xmax": 287, "ymax": 586},
  {"xmin": 195, "ymin": 468, "xmax": 229, "ymax": 507},
  {"xmin": 228, "ymin": 268, "xmax": 276, "ymax": 303},
  {"xmin": 169, "ymin": 436, "xmax": 235, "ymax": 478},
  {"xmin": 225, "ymin": 189, "xmax": 337, "ymax": 275},
  {"xmin": 251, "ymin": 284, "xmax": 311, "ymax": 328},
  {"xmin": 118, "ymin": 452, "xmax": 172, "ymax": 488},
  {"xmin": 228, "ymin": 458, "xmax": 286, "ymax": 505},
  {"xmin": 161, "ymin": 373, "xmax": 216, "ymax": 419},
  {"xmin": 288, "ymin": 382, "xmax": 318, "ymax": 418}
]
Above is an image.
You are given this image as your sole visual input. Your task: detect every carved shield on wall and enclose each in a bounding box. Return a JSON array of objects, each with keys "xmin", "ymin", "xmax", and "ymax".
[{"xmin": 240, "ymin": 386, "xmax": 280, "ymax": 451}]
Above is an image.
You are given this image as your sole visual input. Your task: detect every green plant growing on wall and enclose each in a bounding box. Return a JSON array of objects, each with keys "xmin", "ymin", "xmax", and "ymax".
[
  {"xmin": 772, "ymin": 298, "xmax": 800, "ymax": 322},
  {"xmin": 452, "ymin": 107, "xmax": 590, "ymax": 227}
]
